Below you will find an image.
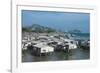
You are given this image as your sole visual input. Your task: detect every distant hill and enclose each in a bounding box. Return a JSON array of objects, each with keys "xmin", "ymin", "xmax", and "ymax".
[
  {"xmin": 22, "ymin": 24, "xmax": 57, "ymax": 33},
  {"xmin": 68, "ymin": 29, "xmax": 82, "ymax": 34}
]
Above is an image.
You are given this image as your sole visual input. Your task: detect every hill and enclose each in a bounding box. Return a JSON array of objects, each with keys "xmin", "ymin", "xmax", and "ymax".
[{"xmin": 22, "ymin": 24, "xmax": 57, "ymax": 33}]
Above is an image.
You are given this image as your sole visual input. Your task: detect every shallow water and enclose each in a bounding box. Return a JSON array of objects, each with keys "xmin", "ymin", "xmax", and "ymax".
[{"xmin": 22, "ymin": 48, "xmax": 90, "ymax": 62}]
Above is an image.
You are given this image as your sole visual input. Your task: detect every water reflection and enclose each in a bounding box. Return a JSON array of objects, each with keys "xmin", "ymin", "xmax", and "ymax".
[{"xmin": 22, "ymin": 48, "xmax": 90, "ymax": 62}]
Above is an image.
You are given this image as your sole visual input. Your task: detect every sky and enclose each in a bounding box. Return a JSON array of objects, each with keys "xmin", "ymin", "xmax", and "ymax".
[{"xmin": 22, "ymin": 10, "xmax": 90, "ymax": 33}]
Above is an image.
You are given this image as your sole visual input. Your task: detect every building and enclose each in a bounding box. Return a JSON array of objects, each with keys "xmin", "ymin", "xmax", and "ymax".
[{"xmin": 33, "ymin": 43, "xmax": 54, "ymax": 56}]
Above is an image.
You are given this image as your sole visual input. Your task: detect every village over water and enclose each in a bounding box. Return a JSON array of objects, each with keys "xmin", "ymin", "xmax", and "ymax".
[{"xmin": 22, "ymin": 24, "xmax": 90, "ymax": 62}]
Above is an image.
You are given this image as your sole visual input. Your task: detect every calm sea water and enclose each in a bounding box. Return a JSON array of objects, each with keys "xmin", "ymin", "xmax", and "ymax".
[
  {"xmin": 22, "ymin": 49, "xmax": 90, "ymax": 62},
  {"xmin": 70, "ymin": 33, "xmax": 90, "ymax": 40}
]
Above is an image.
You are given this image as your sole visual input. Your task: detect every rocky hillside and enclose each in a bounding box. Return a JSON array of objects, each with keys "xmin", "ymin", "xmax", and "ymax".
[{"xmin": 22, "ymin": 24, "xmax": 57, "ymax": 33}]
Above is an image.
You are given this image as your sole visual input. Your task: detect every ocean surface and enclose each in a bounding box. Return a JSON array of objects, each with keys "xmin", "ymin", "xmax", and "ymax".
[
  {"xmin": 22, "ymin": 49, "xmax": 90, "ymax": 62},
  {"xmin": 69, "ymin": 33, "xmax": 90, "ymax": 40}
]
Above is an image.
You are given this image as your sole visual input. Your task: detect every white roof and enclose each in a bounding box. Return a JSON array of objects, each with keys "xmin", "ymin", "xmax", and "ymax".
[{"xmin": 34, "ymin": 43, "xmax": 53, "ymax": 48}]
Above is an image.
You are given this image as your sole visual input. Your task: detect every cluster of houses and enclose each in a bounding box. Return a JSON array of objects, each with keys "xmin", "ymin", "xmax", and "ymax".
[
  {"xmin": 22, "ymin": 32, "xmax": 89, "ymax": 56},
  {"xmin": 79, "ymin": 40, "xmax": 90, "ymax": 49}
]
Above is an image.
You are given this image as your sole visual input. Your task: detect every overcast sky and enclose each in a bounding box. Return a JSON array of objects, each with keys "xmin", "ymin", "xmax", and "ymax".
[{"xmin": 22, "ymin": 10, "xmax": 90, "ymax": 33}]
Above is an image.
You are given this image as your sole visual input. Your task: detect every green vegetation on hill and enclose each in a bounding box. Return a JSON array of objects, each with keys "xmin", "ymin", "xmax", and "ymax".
[{"xmin": 22, "ymin": 24, "xmax": 57, "ymax": 33}]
